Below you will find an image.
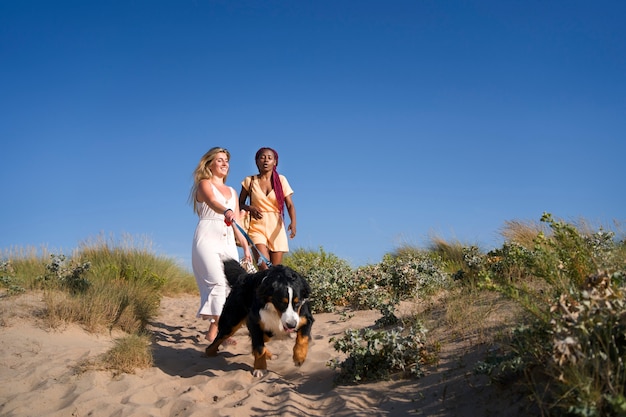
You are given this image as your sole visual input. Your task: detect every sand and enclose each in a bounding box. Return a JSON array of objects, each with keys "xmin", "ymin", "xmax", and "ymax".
[{"xmin": 0, "ymin": 292, "xmax": 537, "ymax": 416}]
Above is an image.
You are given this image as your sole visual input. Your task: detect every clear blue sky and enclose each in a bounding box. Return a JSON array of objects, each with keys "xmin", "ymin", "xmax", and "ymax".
[{"xmin": 1, "ymin": 1, "xmax": 624, "ymax": 270}]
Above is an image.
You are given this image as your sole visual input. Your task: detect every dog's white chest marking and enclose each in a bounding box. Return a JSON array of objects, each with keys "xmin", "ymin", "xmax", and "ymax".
[{"xmin": 259, "ymin": 286, "xmax": 301, "ymax": 336}]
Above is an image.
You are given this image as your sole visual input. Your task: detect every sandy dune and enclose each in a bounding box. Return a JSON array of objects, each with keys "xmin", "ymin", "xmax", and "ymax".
[{"xmin": 0, "ymin": 292, "xmax": 536, "ymax": 416}]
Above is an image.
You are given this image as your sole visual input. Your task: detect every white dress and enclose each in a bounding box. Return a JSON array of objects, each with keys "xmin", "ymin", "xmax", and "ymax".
[{"xmin": 191, "ymin": 184, "xmax": 239, "ymax": 318}]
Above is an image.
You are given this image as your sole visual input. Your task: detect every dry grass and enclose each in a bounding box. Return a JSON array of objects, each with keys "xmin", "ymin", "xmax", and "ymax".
[
  {"xmin": 499, "ymin": 219, "xmax": 547, "ymax": 248},
  {"xmin": 426, "ymin": 236, "xmax": 467, "ymax": 271},
  {"xmin": 412, "ymin": 287, "xmax": 524, "ymax": 351},
  {"xmin": 74, "ymin": 333, "xmax": 154, "ymax": 375},
  {"xmin": 98, "ymin": 333, "xmax": 154, "ymax": 374}
]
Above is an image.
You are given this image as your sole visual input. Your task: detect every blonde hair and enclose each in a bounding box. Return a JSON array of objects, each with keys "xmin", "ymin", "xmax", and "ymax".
[{"xmin": 189, "ymin": 147, "xmax": 231, "ymax": 215}]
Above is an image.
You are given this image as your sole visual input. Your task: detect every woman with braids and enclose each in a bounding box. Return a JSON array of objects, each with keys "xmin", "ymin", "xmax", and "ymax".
[{"xmin": 239, "ymin": 147, "xmax": 297, "ymax": 270}]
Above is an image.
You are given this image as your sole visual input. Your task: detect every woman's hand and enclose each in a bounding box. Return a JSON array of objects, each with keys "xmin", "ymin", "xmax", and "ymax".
[
  {"xmin": 223, "ymin": 208, "xmax": 236, "ymax": 225},
  {"xmin": 248, "ymin": 205, "xmax": 263, "ymax": 220},
  {"xmin": 243, "ymin": 246, "xmax": 252, "ymax": 262}
]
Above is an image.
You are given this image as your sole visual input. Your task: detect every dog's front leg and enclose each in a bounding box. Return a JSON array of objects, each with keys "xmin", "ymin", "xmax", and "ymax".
[
  {"xmin": 252, "ymin": 346, "xmax": 273, "ymax": 377},
  {"xmin": 293, "ymin": 316, "xmax": 313, "ymax": 366},
  {"xmin": 249, "ymin": 320, "xmax": 273, "ymax": 377}
]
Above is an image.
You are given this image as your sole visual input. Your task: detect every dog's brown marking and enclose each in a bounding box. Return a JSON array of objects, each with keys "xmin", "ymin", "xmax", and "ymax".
[
  {"xmin": 293, "ymin": 332, "xmax": 310, "ymax": 366},
  {"xmin": 253, "ymin": 347, "xmax": 273, "ymax": 371}
]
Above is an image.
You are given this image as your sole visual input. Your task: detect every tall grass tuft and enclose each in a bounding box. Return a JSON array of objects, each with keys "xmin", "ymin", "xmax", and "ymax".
[
  {"xmin": 76, "ymin": 234, "xmax": 197, "ymax": 296},
  {"xmin": 1, "ymin": 246, "xmax": 50, "ymax": 290},
  {"xmin": 426, "ymin": 237, "xmax": 467, "ymax": 273},
  {"xmin": 98, "ymin": 333, "xmax": 154, "ymax": 374},
  {"xmin": 499, "ymin": 219, "xmax": 547, "ymax": 249}
]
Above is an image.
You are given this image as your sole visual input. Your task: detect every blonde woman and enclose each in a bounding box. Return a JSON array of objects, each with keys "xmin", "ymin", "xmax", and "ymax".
[{"xmin": 190, "ymin": 147, "xmax": 252, "ymax": 345}]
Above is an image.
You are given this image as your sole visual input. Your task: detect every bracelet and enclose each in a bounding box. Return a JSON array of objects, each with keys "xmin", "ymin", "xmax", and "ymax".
[{"xmin": 223, "ymin": 208, "xmax": 233, "ymax": 215}]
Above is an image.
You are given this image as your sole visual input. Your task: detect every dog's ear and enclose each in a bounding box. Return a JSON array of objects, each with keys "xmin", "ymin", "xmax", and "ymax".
[
  {"xmin": 285, "ymin": 267, "xmax": 311, "ymax": 298},
  {"xmin": 300, "ymin": 274, "xmax": 312, "ymax": 299},
  {"xmin": 256, "ymin": 269, "xmax": 275, "ymax": 298}
]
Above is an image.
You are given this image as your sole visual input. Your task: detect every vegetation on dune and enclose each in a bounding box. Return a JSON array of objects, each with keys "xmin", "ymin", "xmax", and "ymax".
[
  {"xmin": 2, "ymin": 213, "xmax": 625, "ymax": 415},
  {"xmin": 1, "ymin": 235, "xmax": 196, "ymax": 372}
]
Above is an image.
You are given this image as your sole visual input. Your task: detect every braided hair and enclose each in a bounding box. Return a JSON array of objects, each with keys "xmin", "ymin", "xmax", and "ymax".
[{"xmin": 255, "ymin": 147, "xmax": 285, "ymax": 217}]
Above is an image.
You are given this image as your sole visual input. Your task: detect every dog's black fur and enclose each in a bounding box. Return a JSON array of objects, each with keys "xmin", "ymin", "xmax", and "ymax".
[{"xmin": 205, "ymin": 259, "xmax": 314, "ymax": 377}]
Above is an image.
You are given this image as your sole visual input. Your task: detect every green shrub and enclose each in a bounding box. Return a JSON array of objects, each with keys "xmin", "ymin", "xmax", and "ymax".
[
  {"xmin": 284, "ymin": 247, "xmax": 355, "ymax": 313},
  {"xmin": 0, "ymin": 261, "xmax": 26, "ymax": 295},
  {"xmin": 479, "ymin": 214, "xmax": 626, "ymax": 416},
  {"xmin": 37, "ymin": 254, "xmax": 91, "ymax": 294},
  {"xmin": 383, "ymin": 248, "xmax": 452, "ymax": 298},
  {"xmin": 329, "ymin": 324, "xmax": 427, "ymax": 383},
  {"xmin": 548, "ymin": 270, "xmax": 626, "ymax": 417}
]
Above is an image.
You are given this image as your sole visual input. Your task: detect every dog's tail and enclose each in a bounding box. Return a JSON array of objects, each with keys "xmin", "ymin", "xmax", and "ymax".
[{"xmin": 223, "ymin": 258, "xmax": 248, "ymax": 287}]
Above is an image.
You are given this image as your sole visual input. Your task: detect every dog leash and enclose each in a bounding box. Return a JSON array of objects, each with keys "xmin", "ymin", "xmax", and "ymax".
[{"xmin": 225, "ymin": 218, "xmax": 272, "ymax": 268}]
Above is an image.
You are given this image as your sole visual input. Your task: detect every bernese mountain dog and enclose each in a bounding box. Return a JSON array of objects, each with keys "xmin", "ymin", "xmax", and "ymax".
[{"xmin": 205, "ymin": 259, "xmax": 314, "ymax": 377}]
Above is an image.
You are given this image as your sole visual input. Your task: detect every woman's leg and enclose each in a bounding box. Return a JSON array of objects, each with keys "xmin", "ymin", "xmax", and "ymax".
[
  {"xmin": 204, "ymin": 315, "xmax": 237, "ymax": 346},
  {"xmin": 270, "ymin": 251, "xmax": 284, "ymax": 266},
  {"xmin": 204, "ymin": 315, "xmax": 219, "ymax": 342},
  {"xmin": 255, "ymin": 244, "xmax": 271, "ymax": 270}
]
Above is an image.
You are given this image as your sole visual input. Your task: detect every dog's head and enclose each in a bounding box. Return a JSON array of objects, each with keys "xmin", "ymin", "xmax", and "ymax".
[{"xmin": 257, "ymin": 265, "xmax": 311, "ymax": 334}]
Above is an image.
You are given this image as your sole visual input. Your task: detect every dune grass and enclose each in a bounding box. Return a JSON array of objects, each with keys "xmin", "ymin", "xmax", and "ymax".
[
  {"xmin": 1, "ymin": 234, "xmax": 196, "ymax": 374},
  {"xmin": 2, "ymin": 213, "xmax": 625, "ymax": 414}
]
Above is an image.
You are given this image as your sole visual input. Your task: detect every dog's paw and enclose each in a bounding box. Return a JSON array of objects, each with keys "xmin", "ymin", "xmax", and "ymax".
[
  {"xmin": 205, "ymin": 345, "xmax": 219, "ymax": 357},
  {"xmin": 252, "ymin": 369, "xmax": 268, "ymax": 378}
]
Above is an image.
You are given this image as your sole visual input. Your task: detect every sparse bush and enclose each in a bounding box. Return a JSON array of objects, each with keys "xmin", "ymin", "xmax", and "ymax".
[
  {"xmin": 329, "ymin": 324, "xmax": 427, "ymax": 383},
  {"xmin": 37, "ymin": 254, "xmax": 91, "ymax": 294},
  {"xmin": 486, "ymin": 242, "xmax": 536, "ymax": 283},
  {"xmin": 284, "ymin": 247, "xmax": 355, "ymax": 313},
  {"xmin": 349, "ymin": 249, "xmax": 451, "ymax": 324},
  {"xmin": 0, "ymin": 260, "xmax": 26, "ymax": 295},
  {"xmin": 479, "ymin": 213, "xmax": 626, "ymax": 415},
  {"xmin": 386, "ymin": 247, "xmax": 452, "ymax": 298},
  {"xmin": 547, "ymin": 270, "xmax": 626, "ymax": 417}
]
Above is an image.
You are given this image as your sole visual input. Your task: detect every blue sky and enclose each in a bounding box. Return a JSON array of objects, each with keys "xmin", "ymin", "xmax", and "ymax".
[{"xmin": 1, "ymin": 0, "xmax": 624, "ymax": 270}]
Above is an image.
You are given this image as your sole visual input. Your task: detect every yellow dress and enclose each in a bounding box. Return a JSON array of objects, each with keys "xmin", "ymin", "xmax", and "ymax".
[{"xmin": 241, "ymin": 175, "xmax": 293, "ymax": 252}]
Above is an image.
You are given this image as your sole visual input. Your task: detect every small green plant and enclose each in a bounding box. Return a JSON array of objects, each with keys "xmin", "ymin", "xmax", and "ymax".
[
  {"xmin": 0, "ymin": 261, "xmax": 26, "ymax": 295},
  {"xmin": 37, "ymin": 254, "xmax": 91, "ymax": 294},
  {"xmin": 329, "ymin": 323, "xmax": 427, "ymax": 383},
  {"xmin": 474, "ymin": 322, "xmax": 549, "ymax": 381}
]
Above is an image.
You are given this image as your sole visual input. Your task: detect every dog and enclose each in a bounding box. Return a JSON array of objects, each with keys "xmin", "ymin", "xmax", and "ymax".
[{"xmin": 205, "ymin": 259, "xmax": 314, "ymax": 377}]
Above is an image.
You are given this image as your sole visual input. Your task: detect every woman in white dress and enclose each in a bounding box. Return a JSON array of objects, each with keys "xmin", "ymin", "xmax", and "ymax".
[{"xmin": 189, "ymin": 147, "xmax": 252, "ymax": 344}]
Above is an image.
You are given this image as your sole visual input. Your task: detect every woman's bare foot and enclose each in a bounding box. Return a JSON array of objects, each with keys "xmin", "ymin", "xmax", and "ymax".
[
  {"xmin": 205, "ymin": 321, "xmax": 218, "ymax": 343},
  {"xmin": 221, "ymin": 338, "xmax": 237, "ymax": 346}
]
